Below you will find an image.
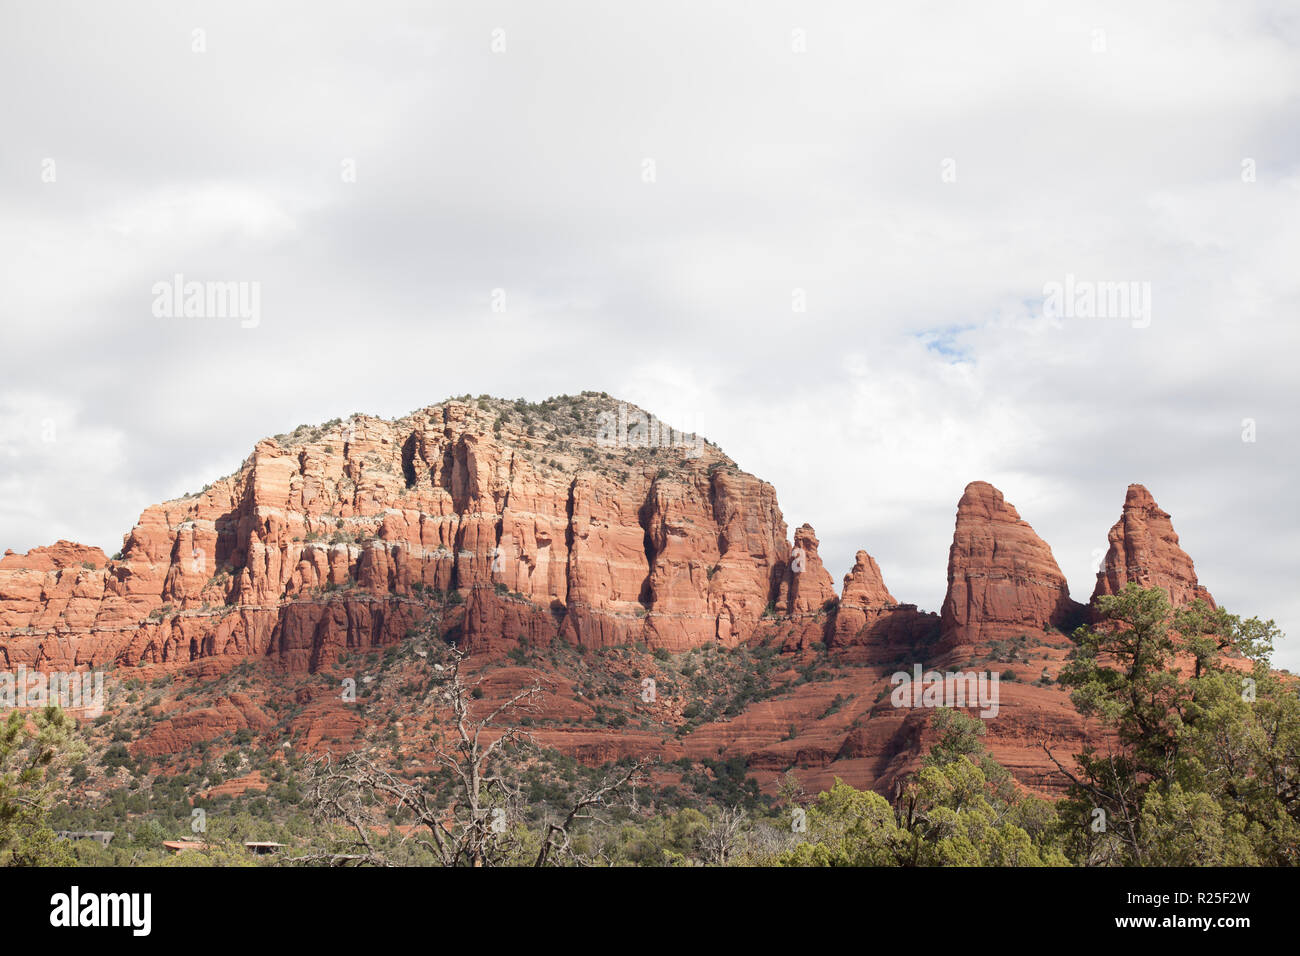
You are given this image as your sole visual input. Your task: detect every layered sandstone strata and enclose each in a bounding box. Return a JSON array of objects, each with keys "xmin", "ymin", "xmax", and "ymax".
[{"xmin": 0, "ymin": 396, "xmax": 833, "ymax": 668}]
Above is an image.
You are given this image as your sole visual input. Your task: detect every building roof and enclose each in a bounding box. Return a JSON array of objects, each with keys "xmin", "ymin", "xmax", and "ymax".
[{"xmin": 162, "ymin": 840, "xmax": 208, "ymax": 852}]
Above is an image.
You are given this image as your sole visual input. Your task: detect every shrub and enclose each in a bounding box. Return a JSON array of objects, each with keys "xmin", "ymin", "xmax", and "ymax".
[{"xmin": 102, "ymin": 743, "xmax": 132, "ymax": 771}]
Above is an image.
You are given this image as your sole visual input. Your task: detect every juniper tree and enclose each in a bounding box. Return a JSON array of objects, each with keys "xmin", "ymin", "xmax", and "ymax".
[{"xmin": 1050, "ymin": 584, "xmax": 1296, "ymax": 865}]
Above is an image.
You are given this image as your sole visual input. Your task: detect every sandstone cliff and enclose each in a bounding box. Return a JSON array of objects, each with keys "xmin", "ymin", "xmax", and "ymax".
[
  {"xmin": 0, "ymin": 398, "xmax": 1225, "ymax": 800},
  {"xmin": 0, "ymin": 395, "xmax": 829, "ymax": 669}
]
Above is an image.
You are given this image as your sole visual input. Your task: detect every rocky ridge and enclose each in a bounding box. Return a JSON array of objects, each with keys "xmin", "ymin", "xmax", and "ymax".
[{"xmin": 0, "ymin": 395, "xmax": 1221, "ymax": 796}]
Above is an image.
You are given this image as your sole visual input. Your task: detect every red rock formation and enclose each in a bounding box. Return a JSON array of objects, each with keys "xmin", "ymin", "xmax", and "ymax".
[
  {"xmin": 0, "ymin": 540, "xmax": 106, "ymax": 572},
  {"xmin": 132, "ymin": 692, "xmax": 274, "ymax": 757},
  {"xmin": 203, "ymin": 770, "xmax": 269, "ymax": 800},
  {"xmin": 770, "ymin": 523, "xmax": 840, "ymax": 650},
  {"xmin": 5, "ymin": 400, "xmax": 1211, "ymax": 801},
  {"xmin": 0, "ymin": 396, "xmax": 818, "ymax": 669},
  {"xmin": 0, "ymin": 542, "xmax": 109, "ymax": 637},
  {"xmin": 841, "ymin": 551, "xmax": 895, "ymax": 608},
  {"xmin": 940, "ymin": 481, "xmax": 1083, "ymax": 647},
  {"xmin": 784, "ymin": 524, "xmax": 837, "ymax": 614},
  {"xmin": 829, "ymin": 550, "xmax": 939, "ymax": 648},
  {"xmin": 1092, "ymin": 484, "xmax": 1216, "ymax": 609}
]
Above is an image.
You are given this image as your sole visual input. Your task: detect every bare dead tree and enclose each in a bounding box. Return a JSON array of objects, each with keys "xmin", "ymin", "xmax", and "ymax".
[
  {"xmin": 295, "ymin": 751, "xmax": 397, "ymax": 866},
  {"xmin": 740, "ymin": 819, "xmax": 803, "ymax": 863},
  {"xmin": 295, "ymin": 647, "xmax": 540, "ymax": 866},
  {"xmin": 298, "ymin": 645, "xmax": 645, "ymax": 867},
  {"xmin": 533, "ymin": 759, "xmax": 646, "ymax": 867},
  {"xmin": 697, "ymin": 805, "xmax": 746, "ymax": 866},
  {"xmin": 425, "ymin": 649, "xmax": 545, "ymax": 866}
]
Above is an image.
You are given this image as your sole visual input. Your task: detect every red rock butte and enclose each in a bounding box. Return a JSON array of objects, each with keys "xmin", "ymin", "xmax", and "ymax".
[{"xmin": 1092, "ymin": 483, "xmax": 1215, "ymax": 609}]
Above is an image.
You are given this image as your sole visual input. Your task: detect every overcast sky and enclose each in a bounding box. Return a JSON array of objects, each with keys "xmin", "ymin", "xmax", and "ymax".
[{"xmin": 2, "ymin": 1, "xmax": 1297, "ymax": 668}]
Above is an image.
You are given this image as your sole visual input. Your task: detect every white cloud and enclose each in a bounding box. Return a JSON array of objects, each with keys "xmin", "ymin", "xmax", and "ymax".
[{"xmin": 0, "ymin": 0, "xmax": 1295, "ymax": 667}]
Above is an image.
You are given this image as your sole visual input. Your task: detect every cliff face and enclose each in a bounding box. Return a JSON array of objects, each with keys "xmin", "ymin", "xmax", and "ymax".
[
  {"xmin": 939, "ymin": 481, "xmax": 1086, "ymax": 647},
  {"xmin": 0, "ymin": 396, "xmax": 1225, "ymax": 799},
  {"xmin": 1, "ymin": 408, "xmax": 1217, "ymax": 672},
  {"xmin": 0, "ymin": 396, "xmax": 818, "ymax": 670},
  {"xmin": 1092, "ymin": 483, "xmax": 1216, "ymax": 609}
]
